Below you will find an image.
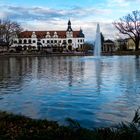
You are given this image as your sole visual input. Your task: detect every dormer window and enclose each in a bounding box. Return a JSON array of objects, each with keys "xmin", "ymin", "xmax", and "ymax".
[
  {"xmin": 46, "ymin": 32, "xmax": 51, "ymax": 38},
  {"xmin": 53, "ymin": 32, "xmax": 58, "ymax": 38},
  {"xmin": 31, "ymin": 31, "xmax": 36, "ymax": 38}
]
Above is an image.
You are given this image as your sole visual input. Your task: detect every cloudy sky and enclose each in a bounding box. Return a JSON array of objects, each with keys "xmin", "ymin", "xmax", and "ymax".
[{"xmin": 0, "ymin": 0, "xmax": 139, "ymax": 41}]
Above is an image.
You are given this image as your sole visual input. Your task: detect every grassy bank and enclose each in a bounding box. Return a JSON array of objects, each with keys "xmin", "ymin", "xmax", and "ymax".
[
  {"xmin": 113, "ymin": 50, "xmax": 140, "ymax": 55},
  {"xmin": 0, "ymin": 50, "xmax": 140, "ymax": 57},
  {"xmin": 0, "ymin": 52, "xmax": 91, "ymax": 57},
  {"xmin": 0, "ymin": 109, "xmax": 140, "ymax": 140}
]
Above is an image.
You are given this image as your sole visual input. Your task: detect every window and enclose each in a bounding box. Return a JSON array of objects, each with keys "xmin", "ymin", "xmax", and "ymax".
[
  {"xmin": 68, "ymin": 39, "xmax": 72, "ymax": 43},
  {"xmin": 42, "ymin": 40, "xmax": 45, "ymax": 43},
  {"xmin": 47, "ymin": 45, "xmax": 51, "ymax": 48},
  {"xmin": 19, "ymin": 40, "xmax": 22, "ymax": 44},
  {"xmin": 14, "ymin": 40, "xmax": 18, "ymax": 44},
  {"xmin": 51, "ymin": 40, "xmax": 53, "ymax": 43},
  {"xmin": 63, "ymin": 40, "xmax": 66, "ymax": 45},
  {"xmin": 54, "ymin": 40, "xmax": 57, "ymax": 43},
  {"xmin": 33, "ymin": 40, "xmax": 36, "ymax": 43},
  {"xmin": 24, "ymin": 39, "xmax": 27, "ymax": 44},
  {"xmin": 80, "ymin": 39, "xmax": 82, "ymax": 42},
  {"xmin": 47, "ymin": 40, "xmax": 50, "ymax": 43},
  {"xmin": 59, "ymin": 40, "xmax": 61, "ymax": 43},
  {"xmin": 29, "ymin": 39, "xmax": 31, "ymax": 44}
]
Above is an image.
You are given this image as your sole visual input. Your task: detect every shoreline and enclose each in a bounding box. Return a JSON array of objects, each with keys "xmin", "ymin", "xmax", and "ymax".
[
  {"xmin": 0, "ymin": 110, "xmax": 140, "ymax": 140},
  {"xmin": 0, "ymin": 52, "xmax": 91, "ymax": 57},
  {"xmin": 0, "ymin": 51, "xmax": 140, "ymax": 57}
]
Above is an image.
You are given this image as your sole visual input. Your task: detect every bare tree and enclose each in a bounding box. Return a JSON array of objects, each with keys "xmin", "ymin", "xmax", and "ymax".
[
  {"xmin": 113, "ymin": 10, "xmax": 140, "ymax": 51},
  {"xmin": 0, "ymin": 20, "xmax": 6, "ymax": 41},
  {"xmin": 0, "ymin": 19, "xmax": 22, "ymax": 49},
  {"xmin": 83, "ymin": 42, "xmax": 94, "ymax": 51}
]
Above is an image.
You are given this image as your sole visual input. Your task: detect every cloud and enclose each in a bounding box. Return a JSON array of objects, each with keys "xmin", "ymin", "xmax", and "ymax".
[
  {"xmin": 107, "ymin": 0, "xmax": 140, "ymax": 7},
  {"xmin": 107, "ymin": 0, "xmax": 129, "ymax": 7},
  {"xmin": 0, "ymin": 4, "xmax": 124, "ymax": 41},
  {"xmin": 0, "ymin": 12, "xmax": 7, "ymax": 19},
  {"xmin": 20, "ymin": 18, "xmax": 118, "ymax": 41},
  {"xmin": 0, "ymin": 5, "xmax": 112, "ymax": 21},
  {"xmin": 1, "ymin": 5, "xmax": 64, "ymax": 20}
]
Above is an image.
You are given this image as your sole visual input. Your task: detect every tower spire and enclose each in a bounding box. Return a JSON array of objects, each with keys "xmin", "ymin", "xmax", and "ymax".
[{"xmin": 67, "ymin": 20, "xmax": 72, "ymax": 31}]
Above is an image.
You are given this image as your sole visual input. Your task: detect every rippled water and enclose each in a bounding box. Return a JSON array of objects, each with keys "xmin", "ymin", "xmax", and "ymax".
[{"xmin": 0, "ymin": 56, "xmax": 140, "ymax": 128}]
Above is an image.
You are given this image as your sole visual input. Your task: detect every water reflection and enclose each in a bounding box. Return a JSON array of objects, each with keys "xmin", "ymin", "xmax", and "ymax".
[
  {"xmin": 95, "ymin": 56, "xmax": 140, "ymax": 125},
  {"xmin": 0, "ymin": 56, "xmax": 140, "ymax": 128},
  {"xmin": 94, "ymin": 59, "xmax": 103, "ymax": 94},
  {"xmin": 0, "ymin": 57, "xmax": 85, "ymax": 88}
]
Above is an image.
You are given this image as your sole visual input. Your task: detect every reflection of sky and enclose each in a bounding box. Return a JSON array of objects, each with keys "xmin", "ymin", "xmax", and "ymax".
[{"xmin": 0, "ymin": 56, "xmax": 140, "ymax": 128}]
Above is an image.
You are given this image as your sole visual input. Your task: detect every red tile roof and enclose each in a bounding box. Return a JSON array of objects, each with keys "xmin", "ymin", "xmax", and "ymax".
[{"xmin": 19, "ymin": 31, "xmax": 81, "ymax": 38}]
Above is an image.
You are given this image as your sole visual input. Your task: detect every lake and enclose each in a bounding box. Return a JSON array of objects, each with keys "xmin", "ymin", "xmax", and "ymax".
[{"xmin": 0, "ymin": 56, "xmax": 140, "ymax": 128}]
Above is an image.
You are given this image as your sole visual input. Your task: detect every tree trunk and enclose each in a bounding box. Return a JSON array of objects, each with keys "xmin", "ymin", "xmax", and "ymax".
[
  {"xmin": 135, "ymin": 39, "xmax": 139, "ymax": 51},
  {"xmin": 135, "ymin": 39, "xmax": 139, "ymax": 58}
]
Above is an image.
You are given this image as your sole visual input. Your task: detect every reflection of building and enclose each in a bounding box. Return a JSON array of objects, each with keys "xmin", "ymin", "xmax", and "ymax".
[
  {"xmin": 11, "ymin": 20, "xmax": 85, "ymax": 52},
  {"xmin": 102, "ymin": 39, "xmax": 115, "ymax": 53}
]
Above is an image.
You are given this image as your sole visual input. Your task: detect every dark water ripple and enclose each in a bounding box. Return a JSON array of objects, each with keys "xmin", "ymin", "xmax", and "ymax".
[{"xmin": 0, "ymin": 56, "xmax": 140, "ymax": 128}]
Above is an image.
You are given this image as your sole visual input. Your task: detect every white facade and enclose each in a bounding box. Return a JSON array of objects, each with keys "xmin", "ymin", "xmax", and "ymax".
[{"xmin": 11, "ymin": 20, "xmax": 85, "ymax": 52}]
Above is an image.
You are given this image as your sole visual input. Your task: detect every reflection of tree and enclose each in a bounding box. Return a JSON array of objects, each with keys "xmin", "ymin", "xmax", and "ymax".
[
  {"xmin": 0, "ymin": 57, "xmax": 24, "ymax": 92},
  {"xmin": 135, "ymin": 58, "xmax": 140, "ymax": 72},
  {"xmin": 111, "ymin": 57, "xmax": 140, "ymax": 112},
  {"xmin": 134, "ymin": 58, "xmax": 140, "ymax": 94},
  {"xmin": 0, "ymin": 57, "xmax": 40, "ymax": 91},
  {"xmin": 0, "ymin": 58, "xmax": 10, "ymax": 83},
  {"xmin": 0, "ymin": 56, "xmax": 86, "ymax": 94}
]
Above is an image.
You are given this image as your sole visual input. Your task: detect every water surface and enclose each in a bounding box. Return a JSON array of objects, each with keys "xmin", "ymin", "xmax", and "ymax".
[{"xmin": 0, "ymin": 56, "xmax": 140, "ymax": 128}]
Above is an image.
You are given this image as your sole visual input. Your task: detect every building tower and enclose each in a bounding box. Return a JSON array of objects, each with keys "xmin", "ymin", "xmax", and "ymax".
[
  {"xmin": 67, "ymin": 20, "xmax": 73, "ymax": 31},
  {"xmin": 66, "ymin": 20, "xmax": 73, "ymax": 51}
]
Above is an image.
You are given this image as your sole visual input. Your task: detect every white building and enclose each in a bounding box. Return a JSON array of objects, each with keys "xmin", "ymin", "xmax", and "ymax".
[{"xmin": 11, "ymin": 20, "xmax": 85, "ymax": 52}]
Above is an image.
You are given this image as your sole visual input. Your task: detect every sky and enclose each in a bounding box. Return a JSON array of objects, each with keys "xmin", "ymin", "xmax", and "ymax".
[{"xmin": 0, "ymin": 0, "xmax": 140, "ymax": 41}]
